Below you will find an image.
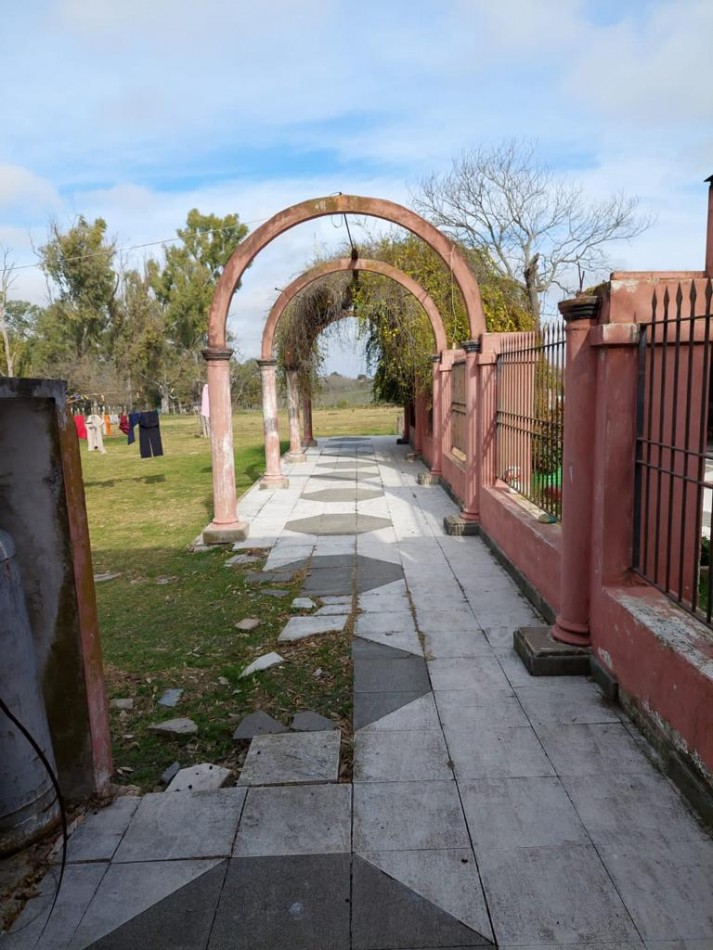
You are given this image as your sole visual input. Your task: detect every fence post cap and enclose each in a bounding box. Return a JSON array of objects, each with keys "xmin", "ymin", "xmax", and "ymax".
[
  {"xmin": 461, "ymin": 339, "xmax": 481, "ymax": 353},
  {"xmin": 558, "ymin": 295, "xmax": 601, "ymax": 322}
]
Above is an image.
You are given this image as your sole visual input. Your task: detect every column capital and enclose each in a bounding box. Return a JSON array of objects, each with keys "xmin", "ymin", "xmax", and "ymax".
[
  {"xmin": 430, "ymin": 354, "xmax": 442, "ymax": 364},
  {"xmin": 558, "ymin": 295, "xmax": 600, "ymax": 323},
  {"xmin": 461, "ymin": 339, "xmax": 481, "ymax": 353},
  {"xmin": 202, "ymin": 346, "xmax": 234, "ymax": 362},
  {"xmin": 257, "ymin": 358, "xmax": 278, "ymax": 369}
]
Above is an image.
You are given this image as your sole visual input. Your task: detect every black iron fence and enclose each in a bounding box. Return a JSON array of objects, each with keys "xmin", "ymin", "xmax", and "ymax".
[
  {"xmin": 633, "ymin": 279, "xmax": 713, "ymax": 626},
  {"xmin": 496, "ymin": 324, "xmax": 566, "ymax": 521}
]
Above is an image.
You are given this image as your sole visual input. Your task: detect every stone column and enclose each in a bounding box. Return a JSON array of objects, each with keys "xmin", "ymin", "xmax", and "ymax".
[
  {"xmin": 413, "ymin": 392, "xmax": 424, "ymax": 457},
  {"xmin": 285, "ymin": 368, "xmax": 306, "ymax": 463},
  {"xmin": 551, "ymin": 296, "xmax": 600, "ymax": 647},
  {"xmin": 302, "ymin": 390, "xmax": 317, "ymax": 447},
  {"xmin": 430, "ymin": 355, "xmax": 443, "ymax": 479},
  {"xmin": 397, "ymin": 404, "xmax": 410, "ymax": 445},
  {"xmin": 202, "ymin": 346, "xmax": 248, "ymax": 543},
  {"xmin": 460, "ymin": 340, "xmax": 481, "ymax": 523},
  {"xmin": 258, "ymin": 359, "xmax": 289, "ymax": 489}
]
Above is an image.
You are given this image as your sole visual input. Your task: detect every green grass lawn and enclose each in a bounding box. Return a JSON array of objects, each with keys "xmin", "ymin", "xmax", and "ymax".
[{"xmin": 84, "ymin": 406, "xmax": 397, "ymax": 790}]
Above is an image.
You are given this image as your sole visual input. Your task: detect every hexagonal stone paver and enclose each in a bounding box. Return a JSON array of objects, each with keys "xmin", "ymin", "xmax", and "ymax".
[
  {"xmin": 302, "ymin": 488, "xmax": 383, "ymax": 502},
  {"xmin": 286, "ymin": 514, "xmax": 391, "ymax": 536}
]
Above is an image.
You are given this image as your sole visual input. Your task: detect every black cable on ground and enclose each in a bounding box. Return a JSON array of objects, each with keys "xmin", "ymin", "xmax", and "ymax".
[{"xmin": 0, "ymin": 696, "xmax": 68, "ymax": 947}]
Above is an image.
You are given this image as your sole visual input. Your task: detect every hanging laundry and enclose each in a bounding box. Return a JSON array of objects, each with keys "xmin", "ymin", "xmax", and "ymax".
[
  {"xmin": 138, "ymin": 410, "xmax": 163, "ymax": 458},
  {"xmin": 119, "ymin": 412, "xmax": 130, "ymax": 435},
  {"xmin": 200, "ymin": 383, "xmax": 210, "ymax": 438},
  {"xmin": 103, "ymin": 413, "xmax": 112, "ymax": 436},
  {"xmin": 86, "ymin": 414, "xmax": 106, "ymax": 453},
  {"xmin": 73, "ymin": 415, "xmax": 87, "ymax": 440},
  {"xmin": 126, "ymin": 412, "xmax": 142, "ymax": 445}
]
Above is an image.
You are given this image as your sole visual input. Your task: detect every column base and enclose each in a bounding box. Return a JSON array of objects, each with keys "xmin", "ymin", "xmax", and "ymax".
[
  {"xmin": 260, "ymin": 474, "xmax": 289, "ymax": 490},
  {"xmin": 396, "ymin": 437, "xmax": 410, "ymax": 445},
  {"xmin": 443, "ymin": 514, "xmax": 480, "ymax": 536},
  {"xmin": 202, "ymin": 520, "xmax": 249, "ymax": 545},
  {"xmin": 284, "ymin": 451, "xmax": 307, "ymax": 463},
  {"xmin": 551, "ymin": 616, "xmax": 591, "ymax": 648},
  {"xmin": 417, "ymin": 472, "xmax": 440, "ymax": 486},
  {"xmin": 514, "ymin": 625, "xmax": 590, "ymax": 676},
  {"xmin": 303, "ymin": 438, "xmax": 318, "ymax": 448}
]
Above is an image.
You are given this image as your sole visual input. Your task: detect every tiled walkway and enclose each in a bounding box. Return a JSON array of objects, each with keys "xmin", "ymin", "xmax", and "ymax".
[{"xmin": 5, "ymin": 435, "xmax": 713, "ymax": 948}]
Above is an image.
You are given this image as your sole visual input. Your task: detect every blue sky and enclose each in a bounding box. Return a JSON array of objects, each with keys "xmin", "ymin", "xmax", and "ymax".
[{"xmin": 1, "ymin": 0, "xmax": 710, "ymax": 373}]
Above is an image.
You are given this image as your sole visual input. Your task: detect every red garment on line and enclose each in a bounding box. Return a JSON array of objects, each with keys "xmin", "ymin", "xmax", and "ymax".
[{"xmin": 73, "ymin": 414, "xmax": 87, "ymax": 440}]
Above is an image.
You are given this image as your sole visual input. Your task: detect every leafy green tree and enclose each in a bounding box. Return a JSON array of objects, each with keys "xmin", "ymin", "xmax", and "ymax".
[{"xmin": 0, "ymin": 299, "xmax": 43, "ymax": 376}]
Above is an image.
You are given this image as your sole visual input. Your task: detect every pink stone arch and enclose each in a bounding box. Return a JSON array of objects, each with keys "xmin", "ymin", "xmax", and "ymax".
[
  {"xmin": 203, "ymin": 195, "xmax": 485, "ymax": 542},
  {"xmin": 261, "ymin": 256, "xmax": 448, "ymax": 359}
]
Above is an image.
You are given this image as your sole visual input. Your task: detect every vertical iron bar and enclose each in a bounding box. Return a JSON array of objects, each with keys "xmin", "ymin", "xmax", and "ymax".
[
  {"xmin": 653, "ymin": 289, "xmax": 671, "ymax": 588},
  {"xmin": 665, "ymin": 286, "xmax": 683, "ymax": 597},
  {"xmin": 642, "ymin": 293, "xmax": 658, "ymax": 577},
  {"xmin": 633, "ymin": 323, "xmax": 648, "ymax": 570},
  {"xmin": 679, "ymin": 284, "xmax": 697, "ymax": 608}
]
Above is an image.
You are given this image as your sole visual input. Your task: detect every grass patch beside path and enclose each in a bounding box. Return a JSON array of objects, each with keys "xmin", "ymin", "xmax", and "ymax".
[{"xmin": 83, "ymin": 407, "xmax": 397, "ymax": 791}]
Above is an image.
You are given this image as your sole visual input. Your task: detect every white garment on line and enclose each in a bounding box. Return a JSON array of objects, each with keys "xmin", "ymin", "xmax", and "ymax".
[{"xmin": 86, "ymin": 414, "xmax": 106, "ymax": 453}]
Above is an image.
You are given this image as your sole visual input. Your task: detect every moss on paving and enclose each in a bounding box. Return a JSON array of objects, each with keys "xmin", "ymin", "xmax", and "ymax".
[{"xmin": 83, "ymin": 408, "xmax": 395, "ymax": 791}]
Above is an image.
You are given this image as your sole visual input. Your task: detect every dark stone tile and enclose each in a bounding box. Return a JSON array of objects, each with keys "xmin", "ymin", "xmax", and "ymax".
[
  {"xmin": 351, "ymin": 856, "xmax": 493, "ymax": 949},
  {"xmin": 209, "ymin": 855, "xmax": 350, "ymax": 949},
  {"xmin": 352, "ymin": 638, "xmax": 415, "ymax": 660},
  {"xmin": 90, "ymin": 861, "xmax": 226, "ymax": 950},
  {"xmin": 353, "ymin": 691, "xmax": 429, "ymax": 730},
  {"xmin": 354, "ymin": 656, "xmax": 430, "ymax": 694},
  {"xmin": 355, "ymin": 556, "xmax": 405, "ymax": 593}
]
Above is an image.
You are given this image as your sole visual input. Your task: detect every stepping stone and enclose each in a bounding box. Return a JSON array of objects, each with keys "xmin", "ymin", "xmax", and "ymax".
[
  {"xmin": 292, "ymin": 596, "xmax": 316, "ymax": 610},
  {"xmin": 225, "ymin": 554, "xmax": 261, "ymax": 567},
  {"xmin": 237, "ymin": 731, "xmax": 341, "ymax": 786},
  {"xmin": 157, "ymin": 688, "xmax": 183, "ymax": 708},
  {"xmin": 233, "ymin": 711, "xmax": 289, "ymax": 741},
  {"xmin": 160, "ymin": 761, "xmax": 181, "ymax": 785},
  {"xmin": 240, "ymin": 652, "xmax": 285, "ymax": 677},
  {"xmin": 278, "ymin": 615, "xmax": 349, "ymax": 643},
  {"xmin": 94, "ymin": 571, "xmax": 121, "ymax": 583},
  {"xmin": 321, "ymin": 595, "xmax": 352, "ymax": 606},
  {"xmin": 315, "ymin": 604, "xmax": 353, "ymax": 616},
  {"xmin": 148, "ymin": 718, "xmax": 198, "ymax": 736},
  {"xmin": 166, "ymin": 763, "xmax": 232, "ymax": 792},
  {"xmin": 111, "ymin": 697, "xmax": 134, "ymax": 710},
  {"xmin": 263, "ymin": 588, "xmax": 289, "ymax": 598},
  {"xmin": 291, "ymin": 711, "xmax": 339, "ymax": 732},
  {"xmin": 235, "ymin": 617, "xmax": 261, "ymax": 631}
]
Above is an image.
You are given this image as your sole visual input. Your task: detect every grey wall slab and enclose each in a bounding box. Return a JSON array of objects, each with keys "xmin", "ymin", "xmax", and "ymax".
[
  {"xmin": 209, "ymin": 855, "xmax": 350, "ymax": 949},
  {"xmin": 234, "ymin": 784, "xmax": 351, "ymax": 856},
  {"xmin": 353, "ymin": 781, "xmax": 470, "ymax": 852},
  {"xmin": 113, "ymin": 790, "xmax": 246, "ymax": 862}
]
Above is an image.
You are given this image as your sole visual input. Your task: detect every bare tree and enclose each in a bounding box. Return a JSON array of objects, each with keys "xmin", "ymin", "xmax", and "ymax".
[
  {"xmin": 414, "ymin": 139, "xmax": 650, "ymax": 324},
  {"xmin": 0, "ymin": 244, "xmax": 17, "ymax": 376}
]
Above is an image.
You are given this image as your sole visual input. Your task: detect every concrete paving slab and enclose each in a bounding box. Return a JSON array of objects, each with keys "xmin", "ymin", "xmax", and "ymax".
[
  {"xmin": 234, "ymin": 784, "xmax": 351, "ymax": 856},
  {"xmin": 351, "ymin": 855, "xmax": 491, "ymax": 949},
  {"xmin": 353, "ymin": 656, "xmax": 430, "ymax": 693},
  {"xmin": 166, "ymin": 763, "xmax": 232, "ymax": 793},
  {"xmin": 354, "ymin": 624, "xmax": 423, "ymax": 656},
  {"xmin": 291, "ymin": 710, "xmax": 338, "ymax": 731},
  {"xmin": 438, "ymin": 696, "xmax": 530, "ymax": 731},
  {"xmin": 358, "ymin": 849, "xmax": 493, "ymax": 940},
  {"xmin": 357, "ymin": 592, "xmax": 410, "ymax": 613},
  {"xmin": 479, "ymin": 844, "xmax": 640, "ymax": 947},
  {"xmin": 355, "ymin": 611, "xmax": 416, "ymax": 636},
  {"xmin": 561, "ymin": 772, "xmax": 713, "ymax": 851},
  {"xmin": 537, "ymin": 722, "xmax": 655, "ymax": 776},
  {"xmin": 232, "ymin": 711, "xmax": 289, "ymax": 740},
  {"xmin": 359, "ymin": 692, "xmax": 440, "ymax": 732},
  {"xmin": 446, "ymin": 726, "xmax": 556, "ymax": 779},
  {"xmin": 320, "ymin": 594, "xmax": 352, "ymax": 605},
  {"xmin": 595, "ymin": 840, "xmax": 713, "ymax": 942},
  {"xmin": 351, "ymin": 637, "xmax": 414, "ymax": 660},
  {"xmin": 353, "ymin": 689, "xmax": 430, "ymax": 730},
  {"xmin": 516, "ymin": 681, "xmax": 623, "ymax": 726},
  {"xmin": 65, "ymin": 797, "xmax": 139, "ymax": 863},
  {"xmin": 354, "ymin": 729, "xmax": 453, "ymax": 782},
  {"xmin": 277, "ymin": 614, "xmax": 349, "ymax": 642},
  {"xmin": 5, "ymin": 863, "xmax": 108, "ymax": 950},
  {"xmin": 314, "ymin": 603, "xmax": 352, "ymax": 616},
  {"xmin": 113, "ymin": 789, "xmax": 246, "ymax": 862},
  {"xmin": 353, "ymin": 781, "xmax": 470, "ymax": 852},
  {"xmin": 460, "ymin": 776, "xmax": 589, "ymax": 852},
  {"xmin": 423, "ymin": 629, "xmax": 493, "ymax": 658},
  {"xmin": 209, "ymin": 854, "xmax": 350, "ymax": 949},
  {"xmin": 428, "ymin": 656, "xmax": 513, "ymax": 694},
  {"xmin": 69, "ymin": 859, "xmax": 222, "ymax": 949},
  {"xmin": 237, "ymin": 730, "xmax": 341, "ymax": 786}
]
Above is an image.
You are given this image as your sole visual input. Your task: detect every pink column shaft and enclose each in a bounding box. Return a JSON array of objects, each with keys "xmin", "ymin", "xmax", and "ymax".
[
  {"xmin": 258, "ymin": 359, "xmax": 288, "ymax": 488},
  {"xmin": 552, "ymin": 307, "xmax": 599, "ymax": 646},
  {"xmin": 461, "ymin": 341, "xmax": 481, "ymax": 521},
  {"xmin": 431, "ymin": 355, "xmax": 443, "ymax": 477},
  {"xmin": 204, "ymin": 349, "xmax": 241, "ymax": 528},
  {"xmin": 303, "ymin": 391, "xmax": 317, "ymax": 446},
  {"xmin": 285, "ymin": 369, "xmax": 305, "ymax": 460}
]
